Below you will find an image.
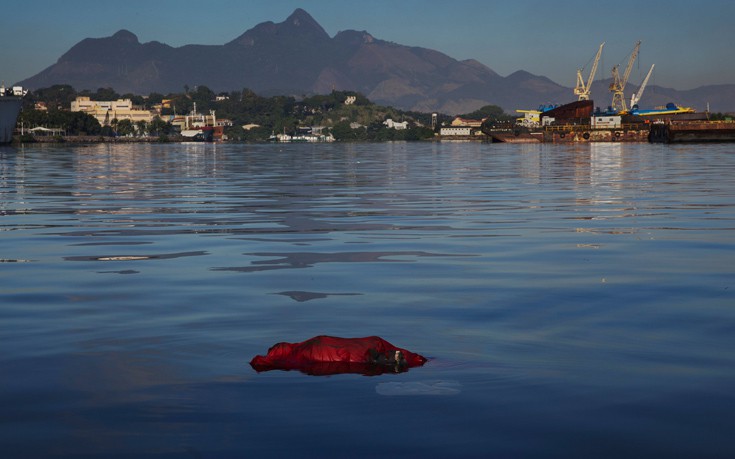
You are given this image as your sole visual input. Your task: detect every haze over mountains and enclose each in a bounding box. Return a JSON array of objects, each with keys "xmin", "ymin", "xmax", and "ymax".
[{"xmin": 19, "ymin": 9, "xmax": 735, "ymax": 114}]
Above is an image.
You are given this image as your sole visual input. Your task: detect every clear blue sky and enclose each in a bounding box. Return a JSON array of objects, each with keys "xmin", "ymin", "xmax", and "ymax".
[{"xmin": 3, "ymin": 0, "xmax": 733, "ymax": 90}]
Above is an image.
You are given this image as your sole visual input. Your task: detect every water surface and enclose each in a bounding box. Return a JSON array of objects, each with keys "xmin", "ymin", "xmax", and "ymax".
[{"xmin": 1, "ymin": 142, "xmax": 734, "ymax": 458}]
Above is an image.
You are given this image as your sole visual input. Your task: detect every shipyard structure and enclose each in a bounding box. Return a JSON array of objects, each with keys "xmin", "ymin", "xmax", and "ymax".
[{"xmin": 481, "ymin": 41, "xmax": 735, "ymax": 144}]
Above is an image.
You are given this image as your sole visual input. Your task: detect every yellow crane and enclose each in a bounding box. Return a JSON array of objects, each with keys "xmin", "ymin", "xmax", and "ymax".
[
  {"xmin": 574, "ymin": 42, "xmax": 605, "ymax": 101},
  {"xmin": 609, "ymin": 40, "xmax": 641, "ymax": 112}
]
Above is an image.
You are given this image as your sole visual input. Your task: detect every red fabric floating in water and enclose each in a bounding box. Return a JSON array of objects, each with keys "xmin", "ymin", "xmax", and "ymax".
[{"xmin": 250, "ymin": 335, "xmax": 427, "ymax": 376}]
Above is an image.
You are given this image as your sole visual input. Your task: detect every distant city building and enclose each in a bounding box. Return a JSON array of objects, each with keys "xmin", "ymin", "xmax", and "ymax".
[
  {"xmin": 71, "ymin": 96, "xmax": 155, "ymax": 126},
  {"xmin": 383, "ymin": 118, "xmax": 408, "ymax": 130},
  {"xmin": 344, "ymin": 96, "xmax": 357, "ymax": 105},
  {"xmin": 450, "ymin": 117, "xmax": 485, "ymax": 128}
]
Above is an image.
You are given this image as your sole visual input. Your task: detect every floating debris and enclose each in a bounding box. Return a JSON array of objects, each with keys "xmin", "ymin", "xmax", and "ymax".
[{"xmin": 250, "ymin": 335, "xmax": 427, "ymax": 376}]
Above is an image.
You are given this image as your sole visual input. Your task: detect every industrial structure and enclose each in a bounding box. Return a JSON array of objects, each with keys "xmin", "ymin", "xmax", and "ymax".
[
  {"xmin": 609, "ymin": 41, "xmax": 641, "ymax": 113},
  {"xmin": 574, "ymin": 42, "xmax": 604, "ymax": 101}
]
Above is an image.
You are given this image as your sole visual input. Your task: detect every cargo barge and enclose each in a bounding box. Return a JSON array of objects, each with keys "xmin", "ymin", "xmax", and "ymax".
[
  {"xmin": 649, "ymin": 120, "xmax": 735, "ymax": 143},
  {"xmin": 543, "ymin": 123, "xmax": 649, "ymax": 143}
]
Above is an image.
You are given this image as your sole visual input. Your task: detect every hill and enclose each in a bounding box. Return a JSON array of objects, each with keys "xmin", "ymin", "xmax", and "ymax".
[{"xmin": 19, "ymin": 9, "xmax": 735, "ymax": 114}]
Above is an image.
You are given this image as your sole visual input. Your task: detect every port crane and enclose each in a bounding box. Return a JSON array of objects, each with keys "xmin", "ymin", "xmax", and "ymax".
[
  {"xmin": 574, "ymin": 42, "xmax": 605, "ymax": 101},
  {"xmin": 630, "ymin": 64, "xmax": 655, "ymax": 108},
  {"xmin": 609, "ymin": 40, "xmax": 641, "ymax": 112}
]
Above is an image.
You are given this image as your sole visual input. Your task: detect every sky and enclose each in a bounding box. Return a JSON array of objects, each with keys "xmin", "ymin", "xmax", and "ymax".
[{"xmin": 2, "ymin": 0, "xmax": 734, "ymax": 91}]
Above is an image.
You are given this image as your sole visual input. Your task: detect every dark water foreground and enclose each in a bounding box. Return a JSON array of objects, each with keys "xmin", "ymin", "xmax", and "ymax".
[{"xmin": 1, "ymin": 142, "xmax": 734, "ymax": 458}]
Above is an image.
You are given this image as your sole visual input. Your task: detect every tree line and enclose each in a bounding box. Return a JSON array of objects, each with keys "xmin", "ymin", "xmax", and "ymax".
[{"xmin": 18, "ymin": 84, "xmax": 511, "ymax": 142}]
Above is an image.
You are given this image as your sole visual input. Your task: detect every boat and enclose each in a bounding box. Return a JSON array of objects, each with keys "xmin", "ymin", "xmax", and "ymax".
[
  {"xmin": 478, "ymin": 104, "xmax": 548, "ymax": 143},
  {"xmin": 0, "ymin": 84, "xmax": 26, "ymax": 144},
  {"xmin": 176, "ymin": 103, "xmax": 223, "ymax": 142},
  {"xmin": 268, "ymin": 126, "xmax": 335, "ymax": 143},
  {"xmin": 481, "ymin": 122, "xmax": 543, "ymax": 143},
  {"xmin": 629, "ymin": 102, "xmax": 697, "ymax": 117}
]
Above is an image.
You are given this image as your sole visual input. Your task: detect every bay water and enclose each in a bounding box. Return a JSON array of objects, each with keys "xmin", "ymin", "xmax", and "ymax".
[{"xmin": 1, "ymin": 141, "xmax": 734, "ymax": 458}]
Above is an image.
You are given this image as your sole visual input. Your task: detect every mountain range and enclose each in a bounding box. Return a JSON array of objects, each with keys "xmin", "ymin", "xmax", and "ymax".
[{"xmin": 19, "ymin": 8, "xmax": 735, "ymax": 115}]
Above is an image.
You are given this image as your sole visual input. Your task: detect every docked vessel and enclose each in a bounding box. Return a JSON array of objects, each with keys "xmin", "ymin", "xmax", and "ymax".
[
  {"xmin": 629, "ymin": 102, "xmax": 699, "ymax": 118},
  {"xmin": 484, "ymin": 40, "xmax": 719, "ymax": 144},
  {"xmin": 540, "ymin": 100, "xmax": 650, "ymax": 143},
  {"xmin": 1, "ymin": 84, "xmax": 26, "ymax": 144},
  {"xmin": 482, "ymin": 99, "xmax": 649, "ymax": 143},
  {"xmin": 483, "ymin": 128, "xmax": 543, "ymax": 143},
  {"xmin": 173, "ymin": 103, "xmax": 223, "ymax": 142},
  {"xmin": 649, "ymin": 120, "xmax": 735, "ymax": 143}
]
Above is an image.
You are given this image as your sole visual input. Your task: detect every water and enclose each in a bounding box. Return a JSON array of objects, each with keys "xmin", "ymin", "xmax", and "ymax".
[{"xmin": 1, "ymin": 141, "xmax": 734, "ymax": 458}]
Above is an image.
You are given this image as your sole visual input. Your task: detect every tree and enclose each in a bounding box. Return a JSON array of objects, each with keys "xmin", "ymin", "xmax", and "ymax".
[
  {"xmin": 136, "ymin": 120, "xmax": 148, "ymax": 136},
  {"xmin": 460, "ymin": 104, "xmax": 509, "ymax": 122},
  {"xmin": 18, "ymin": 109, "xmax": 101, "ymax": 136},
  {"xmin": 146, "ymin": 92, "xmax": 164, "ymax": 108},
  {"xmin": 190, "ymin": 85, "xmax": 216, "ymax": 112},
  {"xmin": 330, "ymin": 121, "xmax": 352, "ymax": 141},
  {"xmin": 65, "ymin": 111, "xmax": 102, "ymax": 135},
  {"xmin": 93, "ymin": 87, "xmax": 120, "ymax": 101},
  {"xmin": 28, "ymin": 84, "xmax": 78, "ymax": 110},
  {"xmin": 122, "ymin": 93, "xmax": 145, "ymax": 106},
  {"xmin": 149, "ymin": 116, "xmax": 172, "ymax": 136},
  {"xmin": 116, "ymin": 119, "xmax": 135, "ymax": 137}
]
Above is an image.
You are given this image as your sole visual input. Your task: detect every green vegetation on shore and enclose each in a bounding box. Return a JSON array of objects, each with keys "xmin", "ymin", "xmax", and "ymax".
[{"xmin": 18, "ymin": 85, "xmax": 513, "ymax": 142}]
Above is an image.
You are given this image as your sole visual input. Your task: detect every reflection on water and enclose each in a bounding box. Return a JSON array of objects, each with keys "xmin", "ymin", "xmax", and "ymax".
[
  {"xmin": 214, "ymin": 250, "xmax": 469, "ymax": 272},
  {"xmin": 376, "ymin": 380, "xmax": 462, "ymax": 396},
  {"xmin": 274, "ymin": 291, "xmax": 362, "ymax": 302},
  {"xmin": 1, "ymin": 142, "xmax": 734, "ymax": 458}
]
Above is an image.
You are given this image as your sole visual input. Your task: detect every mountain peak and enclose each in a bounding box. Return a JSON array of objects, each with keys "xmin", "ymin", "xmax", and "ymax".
[
  {"xmin": 227, "ymin": 8, "xmax": 329, "ymax": 47},
  {"xmin": 111, "ymin": 29, "xmax": 139, "ymax": 43},
  {"xmin": 282, "ymin": 8, "xmax": 329, "ymax": 39},
  {"xmin": 286, "ymin": 8, "xmax": 316, "ymax": 26}
]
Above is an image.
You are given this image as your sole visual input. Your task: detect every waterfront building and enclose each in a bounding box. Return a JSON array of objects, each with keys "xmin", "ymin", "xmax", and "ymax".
[
  {"xmin": 71, "ymin": 96, "xmax": 155, "ymax": 126},
  {"xmin": 439, "ymin": 126, "xmax": 472, "ymax": 136}
]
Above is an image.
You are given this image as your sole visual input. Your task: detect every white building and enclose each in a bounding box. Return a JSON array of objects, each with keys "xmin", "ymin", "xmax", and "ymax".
[
  {"xmin": 383, "ymin": 118, "xmax": 408, "ymax": 130},
  {"xmin": 439, "ymin": 126, "xmax": 472, "ymax": 136},
  {"xmin": 71, "ymin": 96, "xmax": 155, "ymax": 126},
  {"xmin": 591, "ymin": 115, "xmax": 622, "ymax": 128}
]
